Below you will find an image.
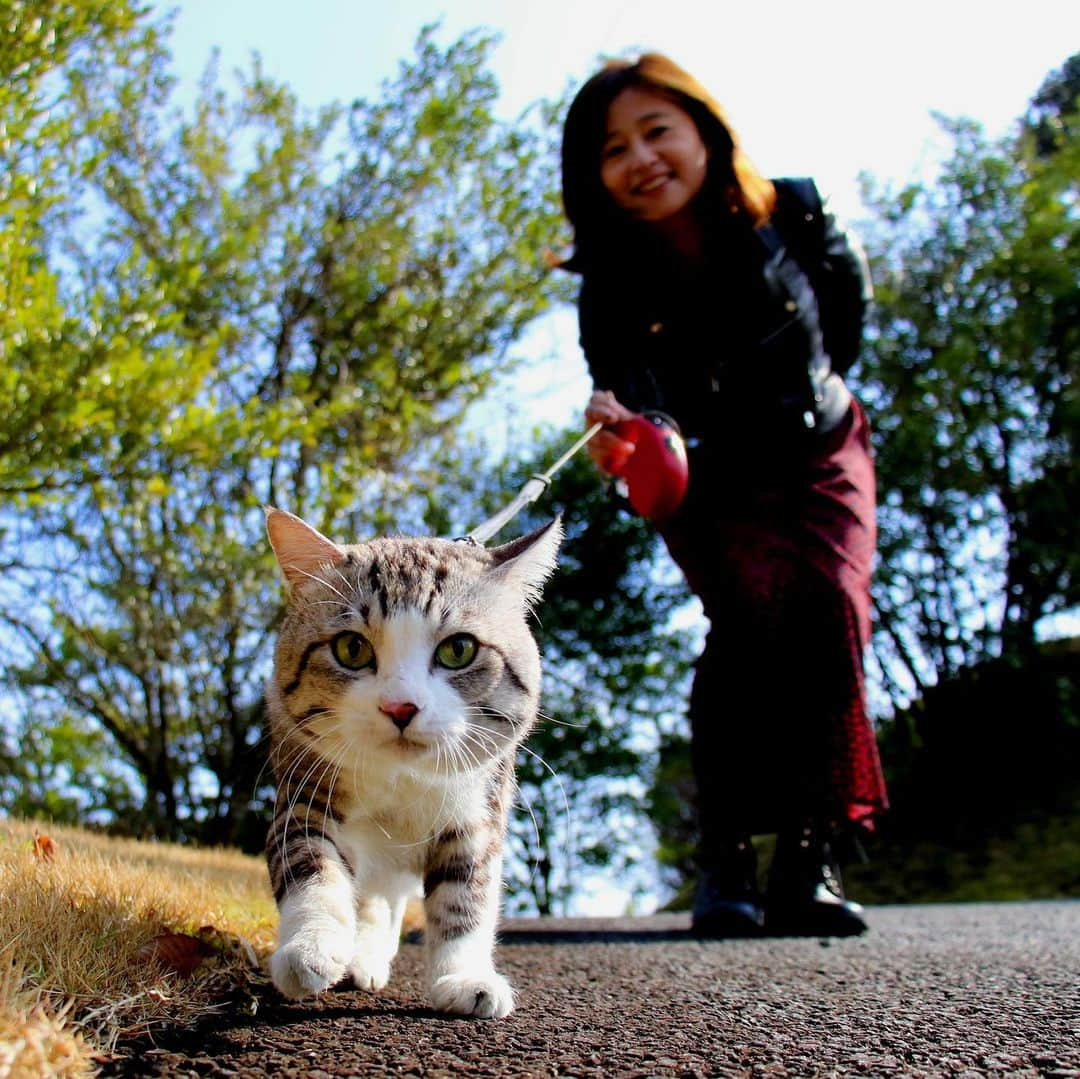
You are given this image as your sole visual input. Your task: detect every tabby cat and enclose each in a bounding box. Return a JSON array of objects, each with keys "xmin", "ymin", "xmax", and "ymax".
[{"xmin": 263, "ymin": 507, "xmax": 561, "ymax": 1019}]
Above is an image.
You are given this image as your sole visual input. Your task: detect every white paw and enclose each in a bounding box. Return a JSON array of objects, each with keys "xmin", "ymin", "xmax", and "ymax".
[
  {"xmin": 347, "ymin": 950, "xmax": 391, "ymax": 992},
  {"xmin": 429, "ymin": 970, "xmax": 515, "ymax": 1019},
  {"xmin": 270, "ymin": 935, "xmax": 350, "ymax": 999}
]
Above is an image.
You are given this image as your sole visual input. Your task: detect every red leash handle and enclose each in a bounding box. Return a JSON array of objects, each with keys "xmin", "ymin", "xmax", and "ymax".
[{"xmin": 607, "ymin": 412, "xmax": 689, "ymax": 522}]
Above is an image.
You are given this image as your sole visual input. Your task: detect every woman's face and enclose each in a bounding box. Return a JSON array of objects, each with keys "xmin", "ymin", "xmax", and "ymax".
[{"xmin": 599, "ymin": 86, "xmax": 709, "ymax": 225}]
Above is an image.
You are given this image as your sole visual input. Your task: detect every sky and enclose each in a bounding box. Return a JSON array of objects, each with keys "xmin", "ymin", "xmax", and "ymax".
[
  {"xmin": 164, "ymin": 0, "xmax": 1079, "ymax": 221},
  {"xmin": 162, "ymin": 0, "xmax": 1080, "ymax": 430}
]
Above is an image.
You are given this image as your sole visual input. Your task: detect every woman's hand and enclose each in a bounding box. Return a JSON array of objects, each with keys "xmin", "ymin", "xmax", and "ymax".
[{"xmin": 584, "ymin": 390, "xmax": 636, "ymax": 475}]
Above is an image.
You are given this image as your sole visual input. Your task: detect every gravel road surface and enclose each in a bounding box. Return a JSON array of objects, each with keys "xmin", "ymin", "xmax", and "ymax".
[{"xmin": 106, "ymin": 901, "xmax": 1079, "ymax": 1078}]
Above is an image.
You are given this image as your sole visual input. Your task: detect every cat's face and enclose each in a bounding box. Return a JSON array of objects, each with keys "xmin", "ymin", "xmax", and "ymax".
[{"xmin": 265, "ymin": 509, "xmax": 561, "ymax": 780}]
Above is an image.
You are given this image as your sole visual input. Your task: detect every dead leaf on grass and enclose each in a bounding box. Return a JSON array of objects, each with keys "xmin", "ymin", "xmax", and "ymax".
[
  {"xmin": 137, "ymin": 932, "xmax": 213, "ymax": 978},
  {"xmin": 32, "ymin": 832, "xmax": 58, "ymax": 861}
]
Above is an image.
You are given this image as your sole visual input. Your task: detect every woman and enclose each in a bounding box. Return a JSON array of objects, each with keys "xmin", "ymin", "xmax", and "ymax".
[{"xmin": 560, "ymin": 54, "xmax": 888, "ymax": 937}]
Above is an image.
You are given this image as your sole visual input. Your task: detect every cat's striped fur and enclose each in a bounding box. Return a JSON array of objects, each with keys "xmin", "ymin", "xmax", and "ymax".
[{"xmin": 264, "ymin": 507, "xmax": 560, "ymax": 1018}]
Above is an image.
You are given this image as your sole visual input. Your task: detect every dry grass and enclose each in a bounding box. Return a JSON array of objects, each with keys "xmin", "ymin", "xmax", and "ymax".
[{"xmin": 0, "ymin": 818, "xmax": 279, "ymax": 1078}]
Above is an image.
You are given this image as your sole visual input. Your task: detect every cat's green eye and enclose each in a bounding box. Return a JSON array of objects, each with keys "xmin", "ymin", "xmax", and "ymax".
[
  {"xmin": 331, "ymin": 632, "xmax": 375, "ymax": 671},
  {"xmin": 434, "ymin": 633, "xmax": 478, "ymax": 671}
]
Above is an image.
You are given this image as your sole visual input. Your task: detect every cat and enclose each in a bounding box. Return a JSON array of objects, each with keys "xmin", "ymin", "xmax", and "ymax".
[{"xmin": 263, "ymin": 507, "xmax": 561, "ymax": 1019}]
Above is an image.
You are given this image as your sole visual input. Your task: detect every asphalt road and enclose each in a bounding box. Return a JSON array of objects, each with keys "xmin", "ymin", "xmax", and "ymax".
[{"xmin": 108, "ymin": 901, "xmax": 1079, "ymax": 1078}]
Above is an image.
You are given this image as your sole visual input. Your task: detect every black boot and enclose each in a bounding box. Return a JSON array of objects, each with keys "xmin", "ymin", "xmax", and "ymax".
[
  {"xmin": 765, "ymin": 823, "xmax": 868, "ymax": 937},
  {"xmin": 691, "ymin": 838, "xmax": 765, "ymax": 938}
]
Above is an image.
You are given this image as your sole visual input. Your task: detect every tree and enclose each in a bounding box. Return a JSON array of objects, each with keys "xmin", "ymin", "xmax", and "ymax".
[
  {"xmin": 1026, "ymin": 52, "xmax": 1080, "ymax": 158},
  {"xmin": 0, "ymin": 1, "xmax": 225, "ymax": 502},
  {"xmin": 858, "ymin": 70, "xmax": 1079, "ymax": 700},
  {"xmin": 2, "ymin": 13, "xmax": 570, "ymax": 846},
  {"xmin": 837, "ymin": 58, "xmax": 1080, "ymax": 897},
  {"xmin": 0, "ymin": 0, "xmax": 227, "ymax": 829}
]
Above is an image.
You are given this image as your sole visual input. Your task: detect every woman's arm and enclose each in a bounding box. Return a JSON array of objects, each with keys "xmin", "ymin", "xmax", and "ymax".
[
  {"xmin": 577, "ymin": 277, "xmax": 661, "ymax": 411},
  {"xmin": 817, "ymin": 208, "xmax": 873, "ymax": 375},
  {"xmin": 775, "ymin": 178, "xmax": 873, "ymax": 376},
  {"xmin": 576, "ymin": 278, "xmax": 648, "ymax": 473}
]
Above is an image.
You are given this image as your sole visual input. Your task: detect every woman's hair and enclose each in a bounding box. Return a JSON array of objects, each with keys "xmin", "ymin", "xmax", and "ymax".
[{"xmin": 560, "ymin": 52, "xmax": 776, "ymax": 270}]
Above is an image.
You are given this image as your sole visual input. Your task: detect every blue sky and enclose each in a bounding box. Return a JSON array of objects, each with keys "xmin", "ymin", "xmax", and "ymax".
[{"xmin": 164, "ymin": 0, "xmax": 1079, "ymax": 221}]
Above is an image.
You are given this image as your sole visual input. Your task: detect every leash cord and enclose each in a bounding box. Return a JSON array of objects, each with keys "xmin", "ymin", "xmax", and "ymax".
[{"xmin": 461, "ymin": 423, "xmax": 604, "ymax": 546}]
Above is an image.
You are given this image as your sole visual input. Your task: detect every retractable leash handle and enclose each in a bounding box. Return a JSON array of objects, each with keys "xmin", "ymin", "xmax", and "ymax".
[{"xmin": 608, "ymin": 411, "xmax": 689, "ymax": 522}]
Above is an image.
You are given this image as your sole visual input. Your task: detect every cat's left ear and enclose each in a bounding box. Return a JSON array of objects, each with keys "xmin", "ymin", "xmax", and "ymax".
[
  {"xmin": 487, "ymin": 516, "xmax": 563, "ymax": 605},
  {"xmin": 265, "ymin": 507, "xmax": 346, "ymax": 591}
]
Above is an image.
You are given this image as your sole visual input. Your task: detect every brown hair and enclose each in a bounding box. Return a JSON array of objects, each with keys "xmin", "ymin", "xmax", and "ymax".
[{"xmin": 560, "ymin": 53, "xmax": 776, "ymax": 270}]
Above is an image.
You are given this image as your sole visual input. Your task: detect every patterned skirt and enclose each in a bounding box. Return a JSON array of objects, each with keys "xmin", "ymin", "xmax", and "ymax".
[{"xmin": 659, "ymin": 400, "xmax": 888, "ymax": 840}]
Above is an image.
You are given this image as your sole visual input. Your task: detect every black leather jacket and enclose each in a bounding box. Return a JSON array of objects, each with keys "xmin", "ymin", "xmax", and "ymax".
[{"xmin": 575, "ymin": 178, "xmax": 872, "ymax": 445}]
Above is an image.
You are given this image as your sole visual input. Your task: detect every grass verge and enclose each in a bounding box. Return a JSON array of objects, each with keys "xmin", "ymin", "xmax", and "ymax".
[{"xmin": 1, "ymin": 818, "xmax": 278, "ymax": 1077}]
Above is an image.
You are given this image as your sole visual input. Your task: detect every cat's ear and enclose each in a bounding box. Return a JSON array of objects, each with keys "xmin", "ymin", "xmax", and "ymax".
[
  {"xmin": 487, "ymin": 516, "xmax": 562, "ymax": 605},
  {"xmin": 265, "ymin": 507, "xmax": 346, "ymax": 590}
]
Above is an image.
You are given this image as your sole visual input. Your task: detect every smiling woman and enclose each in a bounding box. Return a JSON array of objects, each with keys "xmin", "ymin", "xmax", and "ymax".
[{"xmin": 558, "ymin": 51, "xmax": 886, "ymax": 941}]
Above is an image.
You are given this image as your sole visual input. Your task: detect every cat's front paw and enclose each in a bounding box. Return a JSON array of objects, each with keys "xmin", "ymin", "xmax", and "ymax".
[
  {"xmin": 270, "ymin": 937, "xmax": 350, "ymax": 999},
  {"xmin": 430, "ymin": 970, "xmax": 515, "ymax": 1019},
  {"xmin": 347, "ymin": 951, "xmax": 391, "ymax": 992}
]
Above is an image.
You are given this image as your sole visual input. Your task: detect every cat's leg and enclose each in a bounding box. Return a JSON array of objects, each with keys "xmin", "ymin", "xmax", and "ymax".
[
  {"xmin": 424, "ymin": 826, "xmax": 514, "ymax": 1019},
  {"xmin": 347, "ymin": 874, "xmax": 415, "ymax": 992},
  {"xmin": 268, "ymin": 832, "xmax": 359, "ymax": 1000}
]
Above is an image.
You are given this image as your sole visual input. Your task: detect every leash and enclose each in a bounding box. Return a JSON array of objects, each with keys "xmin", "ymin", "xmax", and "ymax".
[{"xmin": 460, "ymin": 423, "xmax": 604, "ymax": 546}]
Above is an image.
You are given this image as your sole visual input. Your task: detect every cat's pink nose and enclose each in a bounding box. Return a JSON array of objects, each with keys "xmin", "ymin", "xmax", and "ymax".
[{"xmin": 380, "ymin": 700, "xmax": 419, "ymax": 731}]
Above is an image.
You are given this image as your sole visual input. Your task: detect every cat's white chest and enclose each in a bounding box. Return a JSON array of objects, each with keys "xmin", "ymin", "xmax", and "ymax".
[{"xmin": 335, "ymin": 772, "xmax": 478, "ymax": 876}]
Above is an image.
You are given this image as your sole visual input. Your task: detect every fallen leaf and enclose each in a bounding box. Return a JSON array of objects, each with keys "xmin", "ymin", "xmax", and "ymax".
[
  {"xmin": 138, "ymin": 932, "xmax": 212, "ymax": 978},
  {"xmin": 32, "ymin": 833, "xmax": 57, "ymax": 862}
]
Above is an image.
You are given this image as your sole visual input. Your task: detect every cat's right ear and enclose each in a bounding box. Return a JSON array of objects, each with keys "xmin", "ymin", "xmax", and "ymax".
[
  {"xmin": 487, "ymin": 515, "xmax": 563, "ymax": 606},
  {"xmin": 265, "ymin": 507, "xmax": 345, "ymax": 591}
]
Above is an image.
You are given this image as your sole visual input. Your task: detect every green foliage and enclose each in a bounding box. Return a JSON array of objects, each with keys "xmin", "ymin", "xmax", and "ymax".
[
  {"xmin": 512, "ymin": 450, "xmax": 695, "ymax": 914},
  {"xmin": 647, "ymin": 733, "xmax": 697, "ymax": 887},
  {"xmin": 858, "ymin": 66, "xmax": 1079, "ymax": 696},
  {"xmin": 1026, "ymin": 52, "xmax": 1080, "ymax": 158},
  {"xmin": 845, "ymin": 813, "xmax": 1080, "ymax": 904},
  {"xmin": 872, "ymin": 646, "xmax": 1079, "ymax": 846},
  {"xmin": 0, "ymin": 1, "xmax": 223, "ymax": 501}
]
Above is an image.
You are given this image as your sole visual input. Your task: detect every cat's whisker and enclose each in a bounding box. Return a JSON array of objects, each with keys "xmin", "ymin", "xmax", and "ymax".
[
  {"xmin": 452, "ymin": 735, "xmax": 488, "ymax": 775},
  {"xmin": 281, "ymin": 735, "xmax": 346, "ymax": 868},
  {"xmin": 259, "ymin": 717, "xmax": 326, "ymax": 794},
  {"xmin": 463, "ymin": 704, "xmax": 518, "ymax": 736},
  {"xmin": 418, "ymin": 742, "xmax": 454, "ymax": 842},
  {"xmin": 288, "ymin": 565, "xmax": 352, "ymax": 605},
  {"xmin": 278, "ymin": 750, "xmax": 327, "ymax": 884},
  {"xmin": 515, "ymin": 741, "xmax": 572, "ymax": 825},
  {"xmin": 456, "ymin": 725, "xmax": 509, "ymax": 772},
  {"xmin": 535, "ymin": 707, "xmax": 588, "ymax": 730},
  {"xmin": 465, "ymin": 730, "xmax": 520, "ymax": 770},
  {"xmin": 306, "ymin": 751, "xmax": 342, "ymax": 848},
  {"xmin": 509, "ymin": 782, "xmax": 546, "ymax": 891}
]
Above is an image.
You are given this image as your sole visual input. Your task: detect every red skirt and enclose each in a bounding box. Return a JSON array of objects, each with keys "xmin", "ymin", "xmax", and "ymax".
[{"xmin": 660, "ymin": 401, "xmax": 888, "ymax": 836}]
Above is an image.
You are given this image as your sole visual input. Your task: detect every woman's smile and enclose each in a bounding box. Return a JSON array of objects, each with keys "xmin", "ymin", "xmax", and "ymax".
[{"xmin": 634, "ymin": 172, "xmax": 673, "ymax": 195}]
